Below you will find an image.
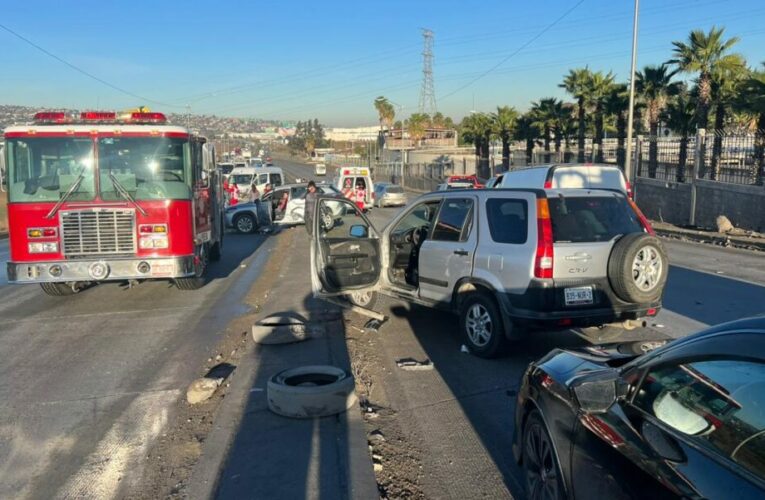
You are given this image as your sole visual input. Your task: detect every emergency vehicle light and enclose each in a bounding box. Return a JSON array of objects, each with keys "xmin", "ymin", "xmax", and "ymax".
[
  {"xmin": 129, "ymin": 112, "xmax": 167, "ymax": 123},
  {"xmin": 33, "ymin": 112, "xmax": 67, "ymax": 123},
  {"xmin": 81, "ymin": 111, "xmax": 117, "ymax": 120}
]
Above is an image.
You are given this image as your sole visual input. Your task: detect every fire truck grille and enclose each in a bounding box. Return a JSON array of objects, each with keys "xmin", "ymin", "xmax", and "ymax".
[{"xmin": 61, "ymin": 209, "xmax": 136, "ymax": 256}]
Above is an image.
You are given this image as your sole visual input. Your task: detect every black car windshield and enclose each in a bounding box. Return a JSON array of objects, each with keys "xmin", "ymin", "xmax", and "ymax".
[
  {"xmin": 98, "ymin": 137, "xmax": 191, "ymax": 200},
  {"xmin": 5, "ymin": 137, "xmax": 96, "ymax": 202},
  {"xmin": 548, "ymin": 195, "xmax": 642, "ymax": 243}
]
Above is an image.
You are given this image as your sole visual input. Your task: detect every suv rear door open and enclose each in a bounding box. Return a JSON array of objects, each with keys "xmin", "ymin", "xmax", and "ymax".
[{"xmin": 310, "ymin": 196, "xmax": 381, "ymax": 298}]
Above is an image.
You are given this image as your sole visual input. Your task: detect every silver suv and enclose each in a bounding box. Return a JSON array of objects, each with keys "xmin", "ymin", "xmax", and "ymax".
[{"xmin": 309, "ymin": 188, "xmax": 668, "ymax": 358}]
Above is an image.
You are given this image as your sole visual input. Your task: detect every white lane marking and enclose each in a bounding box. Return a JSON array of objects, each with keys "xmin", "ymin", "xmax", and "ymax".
[{"xmin": 57, "ymin": 389, "xmax": 180, "ymax": 499}]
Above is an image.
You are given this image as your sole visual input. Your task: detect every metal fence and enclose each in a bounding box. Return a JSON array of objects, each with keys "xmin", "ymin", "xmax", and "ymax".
[{"xmin": 635, "ymin": 130, "xmax": 765, "ymax": 186}]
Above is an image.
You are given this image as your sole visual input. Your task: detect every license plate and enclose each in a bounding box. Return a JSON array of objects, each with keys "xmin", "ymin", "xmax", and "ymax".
[
  {"xmin": 151, "ymin": 264, "xmax": 175, "ymax": 277},
  {"xmin": 565, "ymin": 286, "xmax": 593, "ymax": 306}
]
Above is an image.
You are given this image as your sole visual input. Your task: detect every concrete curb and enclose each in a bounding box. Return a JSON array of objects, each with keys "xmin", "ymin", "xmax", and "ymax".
[{"xmin": 652, "ymin": 222, "xmax": 765, "ymax": 252}]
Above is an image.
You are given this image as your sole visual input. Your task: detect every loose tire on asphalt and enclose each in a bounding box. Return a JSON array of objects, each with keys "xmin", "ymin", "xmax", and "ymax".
[
  {"xmin": 460, "ymin": 292, "xmax": 506, "ymax": 358},
  {"xmin": 40, "ymin": 282, "xmax": 78, "ymax": 296},
  {"xmin": 234, "ymin": 213, "xmax": 256, "ymax": 234},
  {"xmin": 608, "ymin": 233, "xmax": 668, "ymax": 303},
  {"xmin": 267, "ymin": 365, "xmax": 357, "ymax": 419},
  {"xmin": 522, "ymin": 409, "xmax": 565, "ymax": 500}
]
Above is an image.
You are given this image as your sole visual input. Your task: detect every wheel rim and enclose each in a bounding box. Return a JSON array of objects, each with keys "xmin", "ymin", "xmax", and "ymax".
[
  {"xmin": 524, "ymin": 421, "xmax": 560, "ymax": 500},
  {"xmin": 194, "ymin": 245, "xmax": 207, "ymax": 278},
  {"xmin": 632, "ymin": 245, "xmax": 662, "ymax": 292},
  {"xmin": 322, "ymin": 211, "xmax": 333, "ymax": 229},
  {"xmin": 350, "ymin": 291, "xmax": 372, "ymax": 306},
  {"xmin": 465, "ymin": 303, "xmax": 492, "ymax": 347},
  {"xmin": 237, "ymin": 216, "xmax": 254, "ymax": 233}
]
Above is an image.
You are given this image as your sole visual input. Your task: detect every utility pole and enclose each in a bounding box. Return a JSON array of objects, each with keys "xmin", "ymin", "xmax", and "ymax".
[
  {"xmin": 624, "ymin": 0, "xmax": 639, "ymax": 182},
  {"xmin": 418, "ymin": 28, "xmax": 437, "ymax": 115}
]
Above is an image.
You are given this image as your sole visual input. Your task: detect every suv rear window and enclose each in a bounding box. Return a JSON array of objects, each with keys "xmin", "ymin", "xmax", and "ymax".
[
  {"xmin": 486, "ymin": 199, "xmax": 528, "ymax": 244},
  {"xmin": 548, "ymin": 196, "xmax": 642, "ymax": 243},
  {"xmin": 386, "ymin": 185, "xmax": 404, "ymax": 193}
]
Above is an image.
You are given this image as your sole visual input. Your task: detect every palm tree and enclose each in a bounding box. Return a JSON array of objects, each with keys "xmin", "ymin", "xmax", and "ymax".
[
  {"xmin": 586, "ymin": 71, "xmax": 616, "ymax": 163},
  {"xmin": 530, "ymin": 98, "xmax": 561, "ymax": 162},
  {"xmin": 605, "ymin": 84, "xmax": 629, "ymax": 169},
  {"xmin": 670, "ymin": 26, "xmax": 741, "ymax": 130},
  {"xmin": 407, "ymin": 113, "xmax": 430, "ymax": 146},
  {"xmin": 709, "ymin": 55, "xmax": 748, "ymax": 179},
  {"xmin": 636, "ymin": 64, "xmax": 681, "ymax": 177},
  {"xmin": 373, "ymin": 96, "xmax": 395, "ymax": 133},
  {"xmin": 664, "ymin": 84, "xmax": 697, "ymax": 182},
  {"xmin": 491, "ymin": 106, "xmax": 518, "ymax": 171},
  {"xmin": 513, "ymin": 114, "xmax": 539, "ymax": 166},
  {"xmin": 560, "ymin": 67, "xmax": 592, "ymax": 162},
  {"xmin": 734, "ymin": 68, "xmax": 765, "ymax": 185}
]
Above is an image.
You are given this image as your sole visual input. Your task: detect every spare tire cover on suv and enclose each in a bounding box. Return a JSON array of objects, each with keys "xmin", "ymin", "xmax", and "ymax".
[{"xmin": 607, "ymin": 233, "xmax": 668, "ymax": 303}]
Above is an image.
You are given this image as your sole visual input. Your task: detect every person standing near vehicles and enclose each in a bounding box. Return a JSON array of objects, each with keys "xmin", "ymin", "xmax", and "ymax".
[
  {"xmin": 304, "ymin": 181, "xmax": 318, "ymax": 235},
  {"xmin": 353, "ymin": 181, "xmax": 366, "ymax": 212},
  {"xmin": 249, "ymin": 181, "xmax": 260, "ymax": 202},
  {"xmin": 228, "ymin": 181, "xmax": 240, "ymax": 206},
  {"xmin": 342, "ymin": 178, "xmax": 353, "ymax": 199}
]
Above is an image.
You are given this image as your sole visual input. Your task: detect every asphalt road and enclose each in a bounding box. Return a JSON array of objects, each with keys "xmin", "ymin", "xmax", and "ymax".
[
  {"xmin": 276, "ymin": 158, "xmax": 765, "ymax": 498},
  {"xmin": 0, "ymin": 229, "xmax": 275, "ymax": 498}
]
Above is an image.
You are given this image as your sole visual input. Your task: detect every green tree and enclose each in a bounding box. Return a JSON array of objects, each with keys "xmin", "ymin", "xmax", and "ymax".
[
  {"xmin": 670, "ymin": 26, "xmax": 741, "ymax": 129},
  {"xmin": 373, "ymin": 96, "xmax": 395, "ymax": 131},
  {"xmin": 513, "ymin": 114, "xmax": 539, "ymax": 165},
  {"xmin": 560, "ymin": 67, "xmax": 592, "ymax": 162},
  {"xmin": 530, "ymin": 98, "xmax": 562, "ymax": 162},
  {"xmin": 636, "ymin": 64, "xmax": 681, "ymax": 177},
  {"xmin": 407, "ymin": 113, "xmax": 430, "ymax": 146},
  {"xmin": 491, "ymin": 106, "xmax": 519, "ymax": 170},
  {"xmin": 605, "ymin": 84, "xmax": 629, "ymax": 169},
  {"xmin": 664, "ymin": 84, "xmax": 697, "ymax": 182},
  {"xmin": 709, "ymin": 55, "xmax": 748, "ymax": 178},
  {"xmin": 460, "ymin": 112, "xmax": 492, "ymax": 174},
  {"xmin": 734, "ymin": 67, "xmax": 765, "ymax": 184},
  {"xmin": 586, "ymin": 70, "xmax": 616, "ymax": 163}
]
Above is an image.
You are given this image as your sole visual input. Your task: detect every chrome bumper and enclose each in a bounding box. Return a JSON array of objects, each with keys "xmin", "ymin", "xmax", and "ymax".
[{"xmin": 6, "ymin": 256, "xmax": 196, "ymax": 283}]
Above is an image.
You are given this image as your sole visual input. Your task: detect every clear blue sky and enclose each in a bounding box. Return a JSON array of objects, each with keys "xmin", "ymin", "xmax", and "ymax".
[{"xmin": 1, "ymin": 0, "xmax": 763, "ymax": 126}]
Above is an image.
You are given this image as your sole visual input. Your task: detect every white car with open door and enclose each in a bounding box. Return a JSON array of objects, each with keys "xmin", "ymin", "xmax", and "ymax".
[{"xmin": 310, "ymin": 189, "xmax": 667, "ymax": 358}]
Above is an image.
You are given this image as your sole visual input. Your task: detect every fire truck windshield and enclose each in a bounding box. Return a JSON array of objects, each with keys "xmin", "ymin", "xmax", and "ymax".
[
  {"xmin": 5, "ymin": 137, "xmax": 96, "ymax": 203},
  {"xmin": 98, "ymin": 137, "xmax": 191, "ymax": 200}
]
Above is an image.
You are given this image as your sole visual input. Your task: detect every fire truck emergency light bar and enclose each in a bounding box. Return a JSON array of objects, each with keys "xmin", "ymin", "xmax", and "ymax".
[{"xmin": 33, "ymin": 111, "xmax": 168, "ymax": 124}]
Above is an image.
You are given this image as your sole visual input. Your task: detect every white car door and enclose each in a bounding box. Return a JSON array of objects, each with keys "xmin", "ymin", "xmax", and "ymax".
[
  {"xmin": 310, "ymin": 196, "xmax": 382, "ymax": 298},
  {"xmin": 418, "ymin": 196, "xmax": 478, "ymax": 303}
]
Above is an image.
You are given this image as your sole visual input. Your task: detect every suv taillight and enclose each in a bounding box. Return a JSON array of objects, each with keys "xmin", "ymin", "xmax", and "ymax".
[
  {"xmin": 628, "ymin": 198, "xmax": 655, "ymax": 235},
  {"xmin": 534, "ymin": 198, "xmax": 554, "ymax": 279}
]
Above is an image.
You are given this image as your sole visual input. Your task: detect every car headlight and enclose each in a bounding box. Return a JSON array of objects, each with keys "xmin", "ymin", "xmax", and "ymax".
[{"xmin": 28, "ymin": 242, "xmax": 59, "ymax": 253}]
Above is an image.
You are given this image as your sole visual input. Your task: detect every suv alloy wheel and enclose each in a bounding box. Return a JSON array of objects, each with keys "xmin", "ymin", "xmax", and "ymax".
[{"xmin": 460, "ymin": 293, "xmax": 506, "ymax": 358}]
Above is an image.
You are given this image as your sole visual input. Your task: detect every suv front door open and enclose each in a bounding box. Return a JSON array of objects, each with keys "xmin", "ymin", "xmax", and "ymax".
[{"xmin": 310, "ymin": 196, "xmax": 381, "ymax": 297}]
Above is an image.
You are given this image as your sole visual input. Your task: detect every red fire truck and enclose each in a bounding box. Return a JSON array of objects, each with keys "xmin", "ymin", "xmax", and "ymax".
[{"xmin": 2, "ymin": 110, "xmax": 224, "ymax": 295}]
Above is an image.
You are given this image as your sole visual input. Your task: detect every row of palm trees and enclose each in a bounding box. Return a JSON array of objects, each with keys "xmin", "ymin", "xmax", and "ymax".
[{"xmin": 454, "ymin": 27, "xmax": 765, "ymax": 183}]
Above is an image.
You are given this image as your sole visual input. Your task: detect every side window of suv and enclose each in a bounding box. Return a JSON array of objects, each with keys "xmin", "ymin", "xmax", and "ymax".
[
  {"xmin": 486, "ymin": 198, "xmax": 528, "ymax": 244},
  {"xmin": 431, "ymin": 198, "xmax": 473, "ymax": 242},
  {"xmin": 632, "ymin": 359, "xmax": 765, "ymax": 482}
]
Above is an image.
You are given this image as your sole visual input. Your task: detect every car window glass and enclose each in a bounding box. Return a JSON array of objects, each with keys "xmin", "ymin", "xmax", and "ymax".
[
  {"xmin": 431, "ymin": 199, "xmax": 473, "ymax": 242},
  {"xmin": 548, "ymin": 196, "xmax": 642, "ymax": 243},
  {"xmin": 387, "ymin": 185, "xmax": 404, "ymax": 193},
  {"xmin": 271, "ymin": 173, "xmax": 283, "ymax": 186},
  {"xmin": 257, "ymin": 173, "xmax": 268, "ymax": 184},
  {"xmin": 633, "ymin": 359, "xmax": 765, "ymax": 481},
  {"xmin": 318, "ymin": 198, "xmax": 368, "ymax": 238},
  {"xmin": 393, "ymin": 200, "xmax": 440, "ymax": 234},
  {"xmin": 292, "ymin": 186, "xmax": 307, "ymax": 199},
  {"xmin": 486, "ymin": 198, "xmax": 528, "ymax": 244}
]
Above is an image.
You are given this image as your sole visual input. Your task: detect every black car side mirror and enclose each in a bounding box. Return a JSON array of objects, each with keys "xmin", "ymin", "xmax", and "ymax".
[{"xmin": 571, "ymin": 369, "xmax": 627, "ymax": 414}]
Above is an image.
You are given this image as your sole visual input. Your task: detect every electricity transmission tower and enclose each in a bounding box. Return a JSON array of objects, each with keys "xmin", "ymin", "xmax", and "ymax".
[{"xmin": 418, "ymin": 28, "xmax": 437, "ymax": 115}]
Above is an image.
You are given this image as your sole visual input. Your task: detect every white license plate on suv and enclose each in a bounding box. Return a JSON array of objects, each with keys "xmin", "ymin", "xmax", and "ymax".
[{"xmin": 564, "ymin": 286, "xmax": 593, "ymax": 306}]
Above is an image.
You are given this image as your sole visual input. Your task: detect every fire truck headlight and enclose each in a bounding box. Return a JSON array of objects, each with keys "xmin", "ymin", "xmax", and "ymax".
[
  {"xmin": 28, "ymin": 242, "xmax": 59, "ymax": 253},
  {"xmin": 139, "ymin": 235, "xmax": 168, "ymax": 249}
]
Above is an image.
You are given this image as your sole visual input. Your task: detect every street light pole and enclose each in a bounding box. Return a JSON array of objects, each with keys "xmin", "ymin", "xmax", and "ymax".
[{"xmin": 624, "ymin": 0, "xmax": 639, "ymax": 182}]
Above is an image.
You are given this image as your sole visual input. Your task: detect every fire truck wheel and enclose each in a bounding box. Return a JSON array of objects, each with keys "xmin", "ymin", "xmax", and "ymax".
[
  {"xmin": 175, "ymin": 276, "xmax": 206, "ymax": 290},
  {"xmin": 40, "ymin": 282, "xmax": 79, "ymax": 296}
]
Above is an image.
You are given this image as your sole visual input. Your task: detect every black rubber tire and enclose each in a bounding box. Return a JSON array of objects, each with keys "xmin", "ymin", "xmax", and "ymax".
[
  {"xmin": 459, "ymin": 292, "xmax": 506, "ymax": 358},
  {"xmin": 608, "ymin": 233, "xmax": 668, "ymax": 303},
  {"xmin": 267, "ymin": 365, "xmax": 356, "ymax": 419},
  {"xmin": 346, "ymin": 290, "xmax": 379, "ymax": 310},
  {"xmin": 175, "ymin": 276, "xmax": 205, "ymax": 290},
  {"xmin": 40, "ymin": 282, "xmax": 78, "ymax": 296},
  {"xmin": 522, "ymin": 409, "xmax": 565, "ymax": 500},
  {"xmin": 234, "ymin": 213, "xmax": 257, "ymax": 234}
]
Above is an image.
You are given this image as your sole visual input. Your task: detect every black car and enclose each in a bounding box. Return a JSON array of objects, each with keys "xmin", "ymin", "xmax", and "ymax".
[{"xmin": 514, "ymin": 317, "xmax": 765, "ymax": 499}]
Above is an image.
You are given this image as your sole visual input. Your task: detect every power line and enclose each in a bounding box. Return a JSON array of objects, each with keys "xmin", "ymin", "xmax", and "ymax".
[
  {"xmin": 0, "ymin": 22, "xmax": 185, "ymax": 108},
  {"xmin": 439, "ymin": 0, "xmax": 586, "ymax": 102}
]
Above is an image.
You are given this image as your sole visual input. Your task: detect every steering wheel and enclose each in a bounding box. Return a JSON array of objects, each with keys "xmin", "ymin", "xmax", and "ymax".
[
  {"xmin": 412, "ymin": 226, "xmax": 426, "ymax": 246},
  {"xmin": 159, "ymin": 171, "xmax": 184, "ymax": 182}
]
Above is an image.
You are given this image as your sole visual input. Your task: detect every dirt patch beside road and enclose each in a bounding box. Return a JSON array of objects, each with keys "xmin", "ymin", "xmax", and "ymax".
[
  {"xmin": 345, "ymin": 312, "xmax": 427, "ymax": 499},
  {"xmin": 131, "ymin": 228, "xmax": 296, "ymax": 499}
]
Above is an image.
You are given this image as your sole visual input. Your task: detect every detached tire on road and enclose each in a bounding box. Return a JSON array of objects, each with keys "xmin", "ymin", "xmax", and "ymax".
[
  {"xmin": 608, "ymin": 233, "xmax": 668, "ymax": 303},
  {"xmin": 267, "ymin": 365, "xmax": 357, "ymax": 419}
]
